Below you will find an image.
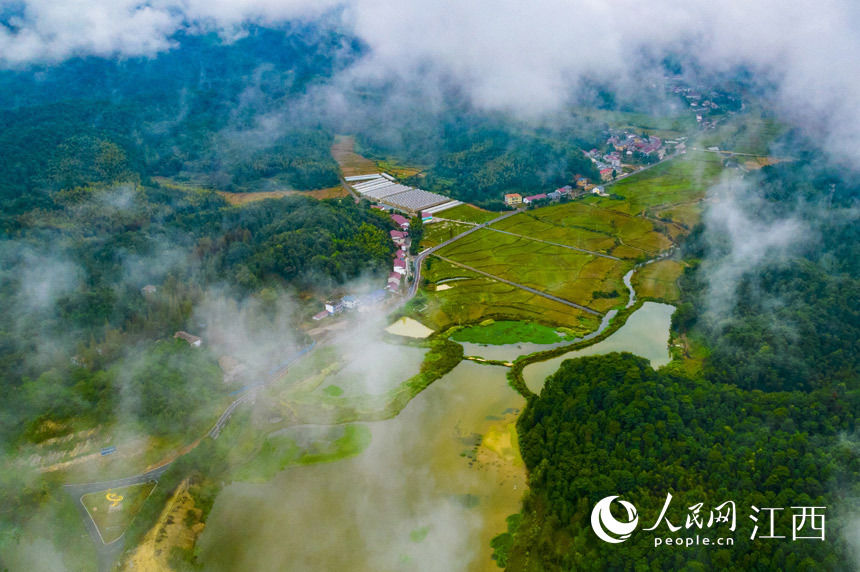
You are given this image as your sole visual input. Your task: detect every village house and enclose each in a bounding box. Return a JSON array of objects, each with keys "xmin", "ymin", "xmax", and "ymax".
[
  {"xmin": 390, "ymin": 230, "xmax": 408, "ymax": 245},
  {"xmin": 341, "ymin": 295, "xmax": 358, "ymax": 309},
  {"xmin": 141, "ymin": 284, "xmax": 157, "ymax": 295},
  {"xmin": 421, "ymin": 210, "xmax": 433, "ymax": 222},
  {"xmin": 312, "ymin": 310, "xmax": 330, "ymax": 321},
  {"xmin": 325, "ymin": 300, "xmax": 343, "ymax": 314},
  {"xmin": 393, "ymin": 258, "xmax": 407, "ymax": 275},
  {"xmin": 391, "ymin": 213, "xmax": 410, "ymax": 230},
  {"xmin": 523, "ymin": 193, "xmax": 547, "ymax": 204},
  {"xmin": 174, "ymin": 331, "xmax": 202, "ymax": 347},
  {"xmin": 600, "ymin": 168, "xmax": 614, "ymax": 182},
  {"xmin": 387, "ymin": 272, "xmax": 402, "ymax": 291},
  {"xmin": 504, "ymin": 193, "xmax": 522, "ymax": 206}
]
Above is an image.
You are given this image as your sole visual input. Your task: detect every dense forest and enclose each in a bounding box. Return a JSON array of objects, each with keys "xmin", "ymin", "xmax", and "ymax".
[
  {"xmin": 502, "ymin": 156, "xmax": 859, "ymax": 569},
  {"xmin": 0, "ymin": 25, "xmax": 357, "ymax": 212},
  {"xmin": 506, "ymin": 353, "xmax": 859, "ymax": 570},
  {"xmin": 675, "ymin": 157, "xmax": 860, "ymax": 392}
]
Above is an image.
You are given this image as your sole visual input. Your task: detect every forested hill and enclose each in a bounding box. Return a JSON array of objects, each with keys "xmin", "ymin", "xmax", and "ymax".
[
  {"xmin": 675, "ymin": 157, "xmax": 860, "ymax": 392},
  {"xmin": 0, "ymin": 25, "xmax": 360, "ymax": 211},
  {"xmin": 507, "ymin": 353, "xmax": 858, "ymax": 570},
  {"xmin": 0, "ymin": 185, "xmax": 395, "ymax": 446}
]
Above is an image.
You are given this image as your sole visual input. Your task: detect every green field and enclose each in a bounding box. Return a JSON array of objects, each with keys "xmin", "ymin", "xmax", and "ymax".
[
  {"xmin": 82, "ymin": 482, "xmax": 156, "ymax": 544},
  {"xmin": 435, "ymin": 229, "xmax": 632, "ymax": 313},
  {"xmin": 696, "ymin": 107, "xmax": 787, "ymax": 155},
  {"xmin": 438, "ymin": 203, "xmax": 499, "ymax": 224},
  {"xmin": 632, "ymin": 259, "xmax": 685, "ymax": 302},
  {"xmin": 573, "ymin": 108, "xmax": 698, "ymax": 139},
  {"xmin": 500, "ymin": 202, "xmax": 671, "ymax": 255},
  {"xmin": 594, "ymin": 151, "xmax": 724, "ymax": 216},
  {"xmin": 451, "ymin": 320, "xmax": 580, "ymax": 345},
  {"xmin": 420, "ymin": 220, "xmax": 474, "ymax": 248},
  {"xmin": 233, "ymin": 424, "xmax": 371, "ymax": 482},
  {"xmin": 412, "ymin": 145, "xmax": 725, "ymax": 333}
]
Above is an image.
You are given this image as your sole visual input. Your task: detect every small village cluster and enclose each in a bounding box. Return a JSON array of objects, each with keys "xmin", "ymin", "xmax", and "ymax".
[
  {"xmin": 504, "ymin": 178, "xmax": 607, "ymax": 207},
  {"xmin": 312, "ymin": 211, "xmax": 413, "ymax": 321}
]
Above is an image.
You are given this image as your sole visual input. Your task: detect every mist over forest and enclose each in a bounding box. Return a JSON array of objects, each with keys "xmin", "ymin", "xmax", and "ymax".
[{"xmin": 0, "ymin": 2, "xmax": 858, "ymax": 571}]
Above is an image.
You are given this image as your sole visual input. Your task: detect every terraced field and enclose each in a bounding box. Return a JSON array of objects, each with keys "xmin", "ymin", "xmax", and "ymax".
[{"xmin": 434, "ymin": 229, "xmax": 632, "ymax": 314}]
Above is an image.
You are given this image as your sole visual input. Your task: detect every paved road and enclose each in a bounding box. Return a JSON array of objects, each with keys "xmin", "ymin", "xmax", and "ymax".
[
  {"xmin": 407, "ymin": 209, "xmax": 520, "ymax": 299},
  {"xmin": 433, "ymin": 254, "xmax": 602, "ymax": 316},
  {"xmin": 64, "ymin": 464, "xmax": 171, "ymax": 572}
]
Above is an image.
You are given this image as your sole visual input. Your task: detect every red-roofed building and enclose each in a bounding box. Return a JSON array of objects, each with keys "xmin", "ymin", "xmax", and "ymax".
[
  {"xmin": 390, "ymin": 230, "xmax": 408, "ymax": 245},
  {"xmin": 313, "ymin": 310, "xmax": 330, "ymax": 321},
  {"xmin": 600, "ymin": 168, "xmax": 614, "ymax": 181},
  {"xmin": 393, "ymin": 258, "xmax": 407, "ymax": 275},
  {"xmin": 523, "ymin": 193, "xmax": 547, "ymax": 204},
  {"xmin": 391, "ymin": 214, "xmax": 410, "ymax": 229}
]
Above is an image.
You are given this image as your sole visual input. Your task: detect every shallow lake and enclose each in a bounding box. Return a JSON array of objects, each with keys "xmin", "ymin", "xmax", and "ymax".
[
  {"xmin": 197, "ymin": 360, "xmax": 526, "ymax": 572},
  {"xmin": 523, "ymin": 302, "xmax": 675, "ymax": 394}
]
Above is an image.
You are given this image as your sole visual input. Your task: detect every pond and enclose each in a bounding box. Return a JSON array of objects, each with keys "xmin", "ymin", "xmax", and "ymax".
[{"xmin": 523, "ymin": 302, "xmax": 675, "ymax": 394}]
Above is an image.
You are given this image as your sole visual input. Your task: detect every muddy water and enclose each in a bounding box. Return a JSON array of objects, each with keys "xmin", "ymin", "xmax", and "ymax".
[
  {"xmin": 197, "ymin": 361, "xmax": 525, "ymax": 572},
  {"xmin": 523, "ymin": 302, "xmax": 675, "ymax": 394}
]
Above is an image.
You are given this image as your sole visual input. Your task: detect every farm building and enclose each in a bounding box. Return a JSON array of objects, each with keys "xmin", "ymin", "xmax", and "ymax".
[
  {"xmin": 523, "ymin": 193, "xmax": 547, "ymax": 204},
  {"xmin": 174, "ymin": 331, "xmax": 202, "ymax": 347},
  {"xmin": 390, "ymin": 230, "xmax": 408, "ymax": 245},
  {"xmin": 504, "ymin": 193, "xmax": 522, "ymax": 206},
  {"xmin": 393, "ymin": 258, "xmax": 407, "ymax": 275},
  {"xmin": 349, "ymin": 174, "xmax": 460, "ymax": 216},
  {"xmin": 391, "ymin": 214, "xmax": 410, "ymax": 229},
  {"xmin": 313, "ymin": 310, "xmax": 330, "ymax": 321}
]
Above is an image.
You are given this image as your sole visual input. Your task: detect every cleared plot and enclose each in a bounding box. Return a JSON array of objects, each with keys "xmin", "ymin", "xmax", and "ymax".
[
  {"xmin": 331, "ymin": 135, "xmax": 377, "ymax": 176},
  {"xmin": 436, "ymin": 229, "xmax": 632, "ymax": 313},
  {"xmin": 515, "ymin": 202, "xmax": 671, "ymax": 255},
  {"xmin": 633, "ymin": 259, "xmax": 685, "ymax": 302},
  {"xmin": 594, "ymin": 151, "xmax": 723, "ymax": 216},
  {"xmin": 421, "ymin": 220, "xmax": 474, "ymax": 248},
  {"xmin": 217, "ymin": 187, "xmax": 346, "ymax": 205},
  {"xmin": 440, "ymin": 203, "xmax": 499, "ymax": 224},
  {"xmin": 82, "ymin": 482, "xmax": 156, "ymax": 544}
]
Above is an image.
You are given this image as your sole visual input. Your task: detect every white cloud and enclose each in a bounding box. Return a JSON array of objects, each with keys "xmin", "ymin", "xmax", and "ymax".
[{"xmin": 1, "ymin": 1, "xmax": 860, "ymax": 163}]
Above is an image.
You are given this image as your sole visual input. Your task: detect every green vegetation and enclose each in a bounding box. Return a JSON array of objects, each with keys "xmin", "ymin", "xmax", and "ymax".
[
  {"xmin": 420, "ymin": 220, "xmax": 474, "ymax": 249},
  {"xmin": 632, "ymin": 259, "xmax": 684, "ymax": 302},
  {"xmin": 507, "ymin": 353, "xmax": 859, "ymax": 570},
  {"xmin": 358, "ymin": 116, "xmax": 600, "ymax": 208},
  {"xmin": 272, "ymin": 338, "xmax": 463, "ymax": 425},
  {"xmin": 451, "ymin": 320, "xmax": 577, "ymax": 346},
  {"xmin": 596, "ymin": 151, "xmax": 725, "ymax": 216},
  {"xmin": 81, "ymin": 482, "xmax": 156, "ymax": 544},
  {"xmin": 439, "ymin": 204, "xmax": 499, "ymax": 224},
  {"xmin": 0, "ymin": 187, "xmax": 396, "ymax": 446},
  {"xmin": 233, "ymin": 424, "xmax": 371, "ymax": 482},
  {"xmin": 676, "ymin": 157, "xmax": 859, "ymax": 393},
  {"xmin": 436, "ymin": 228, "xmax": 633, "ymax": 313},
  {"xmin": 697, "ymin": 107, "xmax": 788, "ymax": 155}
]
